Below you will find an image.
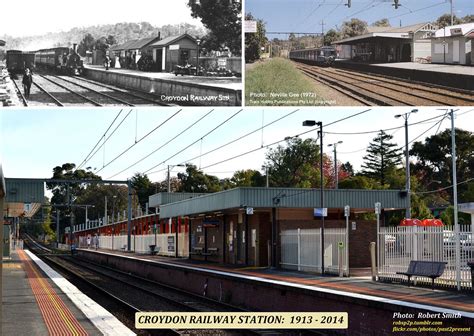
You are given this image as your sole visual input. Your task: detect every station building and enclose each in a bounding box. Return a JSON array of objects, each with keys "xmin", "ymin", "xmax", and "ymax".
[
  {"xmin": 149, "ymin": 33, "xmax": 199, "ymax": 72},
  {"xmin": 333, "ymin": 23, "xmax": 436, "ymax": 63},
  {"xmin": 109, "ymin": 36, "xmax": 162, "ymax": 68},
  {"xmin": 431, "ymin": 23, "xmax": 474, "ymax": 65},
  {"xmin": 150, "ymin": 188, "xmax": 406, "ymax": 273}
]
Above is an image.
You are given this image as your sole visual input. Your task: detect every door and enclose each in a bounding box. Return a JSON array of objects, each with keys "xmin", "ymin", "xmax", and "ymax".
[{"xmin": 453, "ymin": 40, "xmax": 460, "ymax": 63}]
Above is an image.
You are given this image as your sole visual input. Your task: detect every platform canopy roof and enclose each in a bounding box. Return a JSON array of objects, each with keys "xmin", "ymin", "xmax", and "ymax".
[
  {"xmin": 0, "ymin": 40, "xmax": 5, "ymax": 47},
  {"xmin": 150, "ymin": 33, "xmax": 197, "ymax": 48},
  {"xmin": 434, "ymin": 23, "xmax": 474, "ymax": 38},
  {"xmin": 334, "ymin": 22, "xmax": 435, "ymax": 45},
  {"xmin": 110, "ymin": 36, "xmax": 161, "ymax": 51},
  {"xmin": 0, "ymin": 165, "xmax": 5, "ymax": 199},
  {"xmin": 158, "ymin": 187, "xmax": 407, "ymax": 218}
]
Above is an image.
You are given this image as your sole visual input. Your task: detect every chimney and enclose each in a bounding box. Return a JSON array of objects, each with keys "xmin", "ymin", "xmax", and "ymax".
[{"xmin": 73, "ymin": 43, "xmax": 78, "ymax": 52}]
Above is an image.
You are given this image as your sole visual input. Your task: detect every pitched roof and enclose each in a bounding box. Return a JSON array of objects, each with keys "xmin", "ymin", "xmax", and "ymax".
[
  {"xmin": 434, "ymin": 23, "xmax": 474, "ymax": 38},
  {"xmin": 110, "ymin": 36, "xmax": 160, "ymax": 51},
  {"xmin": 150, "ymin": 33, "xmax": 197, "ymax": 47}
]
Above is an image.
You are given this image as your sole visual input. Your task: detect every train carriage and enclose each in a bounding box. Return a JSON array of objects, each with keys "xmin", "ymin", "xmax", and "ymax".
[
  {"xmin": 6, "ymin": 50, "xmax": 35, "ymax": 74},
  {"xmin": 35, "ymin": 46, "xmax": 84, "ymax": 75},
  {"xmin": 289, "ymin": 46, "xmax": 337, "ymax": 66}
]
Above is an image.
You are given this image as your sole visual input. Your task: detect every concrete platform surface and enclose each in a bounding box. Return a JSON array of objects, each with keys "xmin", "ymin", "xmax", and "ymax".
[
  {"xmin": 2, "ymin": 248, "xmax": 134, "ymax": 336},
  {"xmin": 370, "ymin": 62, "xmax": 474, "ymax": 76},
  {"xmin": 84, "ymin": 65, "xmax": 242, "ymax": 91},
  {"xmin": 82, "ymin": 248, "xmax": 474, "ymax": 318}
]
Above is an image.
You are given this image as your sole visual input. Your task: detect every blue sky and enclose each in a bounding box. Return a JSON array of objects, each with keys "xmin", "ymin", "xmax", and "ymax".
[
  {"xmin": 2, "ymin": 108, "xmax": 473, "ymax": 185},
  {"xmin": 245, "ymin": 0, "xmax": 474, "ymax": 36}
]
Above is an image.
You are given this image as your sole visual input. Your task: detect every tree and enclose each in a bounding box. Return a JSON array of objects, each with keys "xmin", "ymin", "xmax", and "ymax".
[
  {"xmin": 245, "ymin": 13, "xmax": 267, "ymax": 62},
  {"xmin": 341, "ymin": 162, "xmax": 354, "ymax": 177},
  {"xmin": 130, "ymin": 173, "xmax": 156, "ymax": 207},
  {"xmin": 177, "ymin": 164, "xmax": 221, "ymax": 193},
  {"xmin": 324, "ymin": 29, "xmax": 341, "ymax": 46},
  {"xmin": 264, "ymin": 137, "xmax": 329, "ymax": 188},
  {"xmin": 230, "ymin": 169, "xmax": 266, "ymax": 187},
  {"xmin": 341, "ymin": 18, "xmax": 368, "ymax": 38},
  {"xmin": 435, "ymin": 14, "xmax": 462, "ymax": 28},
  {"xmin": 462, "ymin": 15, "xmax": 474, "ymax": 23},
  {"xmin": 188, "ymin": 0, "xmax": 242, "ymax": 55},
  {"xmin": 77, "ymin": 33, "xmax": 96, "ymax": 56},
  {"xmin": 410, "ymin": 128, "xmax": 474, "ymax": 204},
  {"xmin": 46, "ymin": 163, "xmax": 102, "ymax": 206},
  {"xmin": 361, "ymin": 131, "xmax": 402, "ymax": 186},
  {"xmin": 372, "ymin": 19, "xmax": 391, "ymax": 27},
  {"xmin": 339, "ymin": 175, "xmax": 380, "ymax": 190}
]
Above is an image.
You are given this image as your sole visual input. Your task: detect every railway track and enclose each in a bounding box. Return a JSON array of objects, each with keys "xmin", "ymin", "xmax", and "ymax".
[{"xmin": 295, "ymin": 62, "xmax": 474, "ymax": 106}]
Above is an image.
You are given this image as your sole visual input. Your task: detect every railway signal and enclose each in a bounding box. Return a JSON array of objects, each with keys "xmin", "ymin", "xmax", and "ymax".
[
  {"xmin": 345, "ymin": 0, "xmax": 351, "ymax": 8},
  {"xmin": 393, "ymin": 0, "xmax": 401, "ymax": 9}
]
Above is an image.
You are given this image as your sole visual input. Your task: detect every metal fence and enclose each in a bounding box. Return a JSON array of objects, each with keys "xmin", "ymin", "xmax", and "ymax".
[
  {"xmin": 78, "ymin": 233, "xmax": 189, "ymax": 257},
  {"xmin": 280, "ymin": 228, "xmax": 348, "ymax": 275},
  {"xmin": 378, "ymin": 225, "xmax": 473, "ymax": 290}
]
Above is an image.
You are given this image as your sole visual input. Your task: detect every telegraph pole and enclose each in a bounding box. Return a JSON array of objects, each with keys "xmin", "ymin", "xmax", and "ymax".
[{"xmin": 449, "ymin": 109, "xmax": 460, "ymax": 291}]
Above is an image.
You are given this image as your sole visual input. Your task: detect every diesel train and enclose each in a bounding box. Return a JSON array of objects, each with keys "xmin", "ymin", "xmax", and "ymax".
[
  {"xmin": 6, "ymin": 45, "xmax": 84, "ymax": 75},
  {"xmin": 289, "ymin": 46, "xmax": 337, "ymax": 66}
]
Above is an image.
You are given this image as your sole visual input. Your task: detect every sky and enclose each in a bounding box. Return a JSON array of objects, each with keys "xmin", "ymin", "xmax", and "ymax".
[
  {"xmin": 0, "ymin": 0, "xmax": 203, "ymax": 37},
  {"xmin": 2, "ymin": 107, "xmax": 473, "ymax": 187},
  {"xmin": 245, "ymin": 0, "xmax": 474, "ymax": 37}
]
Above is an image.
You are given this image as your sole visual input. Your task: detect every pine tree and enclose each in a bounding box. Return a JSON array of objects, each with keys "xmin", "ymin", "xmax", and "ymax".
[{"xmin": 361, "ymin": 131, "xmax": 402, "ymax": 185}]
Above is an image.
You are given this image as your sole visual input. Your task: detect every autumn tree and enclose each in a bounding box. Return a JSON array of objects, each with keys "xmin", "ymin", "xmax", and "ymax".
[{"xmin": 341, "ymin": 18, "xmax": 368, "ymax": 38}]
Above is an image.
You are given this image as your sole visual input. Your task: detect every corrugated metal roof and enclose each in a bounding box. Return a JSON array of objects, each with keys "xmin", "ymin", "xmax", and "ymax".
[
  {"xmin": 150, "ymin": 33, "xmax": 197, "ymax": 47},
  {"xmin": 434, "ymin": 23, "xmax": 474, "ymax": 38},
  {"xmin": 160, "ymin": 187, "xmax": 407, "ymax": 218},
  {"xmin": 0, "ymin": 164, "xmax": 5, "ymax": 198},
  {"xmin": 4, "ymin": 178, "xmax": 44, "ymax": 203},
  {"xmin": 149, "ymin": 192, "xmax": 208, "ymax": 207}
]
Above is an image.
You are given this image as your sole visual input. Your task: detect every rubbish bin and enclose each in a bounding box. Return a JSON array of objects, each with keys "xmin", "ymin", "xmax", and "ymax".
[{"xmin": 468, "ymin": 262, "xmax": 474, "ymax": 290}]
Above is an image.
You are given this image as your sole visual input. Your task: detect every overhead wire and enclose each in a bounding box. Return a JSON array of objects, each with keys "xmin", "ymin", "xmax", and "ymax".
[
  {"xmin": 95, "ymin": 109, "xmax": 182, "ymax": 174},
  {"xmin": 107, "ymin": 109, "xmax": 215, "ymax": 179}
]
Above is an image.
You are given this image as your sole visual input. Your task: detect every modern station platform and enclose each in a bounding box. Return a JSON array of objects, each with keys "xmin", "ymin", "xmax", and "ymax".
[
  {"xmin": 334, "ymin": 60, "xmax": 474, "ymax": 90},
  {"xmin": 2, "ymin": 247, "xmax": 134, "ymax": 336},
  {"xmin": 78, "ymin": 248, "xmax": 474, "ymax": 320}
]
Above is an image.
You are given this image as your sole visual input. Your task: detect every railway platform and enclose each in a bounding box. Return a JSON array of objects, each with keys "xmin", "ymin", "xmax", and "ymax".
[
  {"xmin": 2, "ymin": 247, "xmax": 134, "ymax": 336},
  {"xmin": 83, "ymin": 65, "xmax": 242, "ymax": 106},
  {"xmin": 334, "ymin": 61, "xmax": 474, "ymax": 90},
  {"xmin": 77, "ymin": 248, "xmax": 474, "ymax": 333}
]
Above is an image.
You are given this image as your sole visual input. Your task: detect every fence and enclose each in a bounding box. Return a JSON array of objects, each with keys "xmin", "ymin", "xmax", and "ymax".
[
  {"xmin": 78, "ymin": 233, "xmax": 189, "ymax": 257},
  {"xmin": 280, "ymin": 228, "xmax": 348, "ymax": 275},
  {"xmin": 378, "ymin": 225, "xmax": 473, "ymax": 290}
]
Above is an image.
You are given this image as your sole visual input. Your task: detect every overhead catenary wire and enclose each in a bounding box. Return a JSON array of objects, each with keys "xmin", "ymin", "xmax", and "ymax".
[
  {"xmin": 95, "ymin": 109, "xmax": 182, "ymax": 174},
  {"xmin": 76, "ymin": 110, "xmax": 123, "ymax": 171},
  {"xmin": 145, "ymin": 109, "xmax": 243, "ymax": 175},
  {"xmin": 107, "ymin": 109, "xmax": 215, "ymax": 179}
]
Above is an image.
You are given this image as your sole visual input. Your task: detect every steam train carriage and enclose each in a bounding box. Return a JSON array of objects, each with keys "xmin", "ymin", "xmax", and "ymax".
[
  {"xmin": 289, "ymin": 46, "xmax": 337, "ymax": 66},
  {"xmin": 35, "ymin": 46, "xmax": 84, "ymax": 75},
  {"xmin": 6, "ymin": 50, "xmax": 35, "ymax": 74}
]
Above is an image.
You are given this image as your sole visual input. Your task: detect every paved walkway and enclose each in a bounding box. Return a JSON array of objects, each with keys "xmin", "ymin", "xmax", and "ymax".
[{"xmin": 370, "ymin": 62, "xmax": 474, "ymax": 76}]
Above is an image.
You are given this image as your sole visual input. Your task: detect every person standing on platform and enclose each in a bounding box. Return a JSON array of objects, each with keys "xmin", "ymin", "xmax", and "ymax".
[
  {"xmin": 22, "ymin": 68, "xmax": 33, "ymax": 99},
  {"xmin": 87, "ymin": 235, "xmax": 91, "ymax": 248},
  {"xmin": 104, "ymin": 56, "xmax": 111, "ymax": 70}
]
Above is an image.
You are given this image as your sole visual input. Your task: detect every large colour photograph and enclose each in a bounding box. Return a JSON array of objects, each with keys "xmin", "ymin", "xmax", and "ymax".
[
  {"xmin": 245, "ymin": 0, "xmax": 474, "ymax": 106},
  {"xmin": 0, "ymin": 0, "xmax": 242, "ymax": 107}
]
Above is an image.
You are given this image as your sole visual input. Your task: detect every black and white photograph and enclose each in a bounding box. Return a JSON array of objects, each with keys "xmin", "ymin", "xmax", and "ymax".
[{"xmin": 0, "ymin": 0, "xmax": 242, "ymax": 107}]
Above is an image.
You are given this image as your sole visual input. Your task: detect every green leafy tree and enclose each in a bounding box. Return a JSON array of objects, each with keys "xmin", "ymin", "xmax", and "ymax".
[
  {"xmin": 410, "ymin": 128, "xmax": 474, "ymax": 204},
  {"xmin": 341, "ymin": 18, "xmax": 368, "ymax": 38},
  {"xmin": 230, "ymin": 169, "xmax": 266, "ymax": 187},
  {"xmin": 130, "ymin": 173, "xmax": 156, "ymax": 207},
  {"xmin": 435, "ymin": 14, "xmax": 462, "ymax": 28},
  {"xmin": 361, "ymin": 131, "xmax": 402, "ymax": 186},
  {"xmin": 462, "ymin": 15, "xmax": 474, "ymax": 23},
  {"xmin": 339, "ymin": 175, "xmax": 380, "ymax": 190},
  {"xmin": 372, "ymin": 19, "xmax": 391, "ymax": 27},
  {"xmin": 323, "ymin": 29, "xmax": 341, "ymax": 46},
  {"xmin": 188, "ymin": 0, "xmax": 242, "ymax": 55},
  {"xmin": 177, "ymin": 164, "xmax": 221, "ymax": 193},
  {"xmin": 264, "ymin": 137, "xmax": 322, "ymax": 188},
  {"xmin": 245, "ymin": 13, "xmax": 267, "ymax": 62}
]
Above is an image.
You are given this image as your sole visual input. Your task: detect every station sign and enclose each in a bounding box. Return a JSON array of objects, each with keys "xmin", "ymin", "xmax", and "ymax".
[
  {"xmin": 169, "ymin": 44, "xmax": 180, "ymax": 50},
  {"xmin": 244, "ymin": 20, "xmax": 258, "ymax": 33},
  {"xmin": 246, "ymin": 207, "xmax": 254, "ymax": 215},
  {"xmin": 313, "ymin": 208, "xmax": 328, "ymax": 217},
  {"xmin": 450, "ymin": 28, "xmax": 463, "ymax": 36}
]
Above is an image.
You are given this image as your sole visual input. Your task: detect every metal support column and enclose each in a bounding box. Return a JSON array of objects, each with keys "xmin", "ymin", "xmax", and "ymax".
[{"xmin": 127, "ymin": 180, "xmax": 132, "ymax": 251}]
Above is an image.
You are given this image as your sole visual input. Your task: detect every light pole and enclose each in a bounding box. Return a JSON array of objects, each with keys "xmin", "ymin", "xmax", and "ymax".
[
  {"xmin": 395, "ymin": 109, "xmax": 418, "ymax": 219},
  {"xmin": 196, "ymin": 38, "xmax": 201, "ymax": 76},
  {"xmin": 327, "ymin": 141, "xmax": 343, "ymax": 189},
  {"xmin": 167, "ymin": 164, "xmax": 185, "ymax": 192},
  {"xmin": 302, "ymin": 120, "xmax": 325, "ymax": 274}
]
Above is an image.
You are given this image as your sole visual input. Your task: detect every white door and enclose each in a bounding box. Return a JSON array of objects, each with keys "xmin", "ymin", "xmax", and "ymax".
[{"xmin": 453, "ymin": 40, "xmax": 460, "ymax": 63}]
